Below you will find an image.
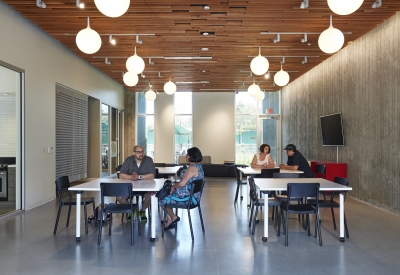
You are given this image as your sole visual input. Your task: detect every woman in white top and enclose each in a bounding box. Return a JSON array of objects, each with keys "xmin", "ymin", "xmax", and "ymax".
[{"xmin": 251, "ymin": 144, "xmax": 275, "ymax": 168}]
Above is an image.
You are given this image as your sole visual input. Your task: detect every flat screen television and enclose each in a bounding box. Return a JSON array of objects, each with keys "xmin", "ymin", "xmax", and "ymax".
[{"xmin": 320, "ymin": 113, "xmax": 344, "ymax": 146}]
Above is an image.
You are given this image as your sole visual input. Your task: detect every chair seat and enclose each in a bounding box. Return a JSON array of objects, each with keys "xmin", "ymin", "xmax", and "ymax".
[
  {"xmin": 275, "ymin": 195, "xmax": 301, "ymax": 202},
  {"xmin": 105, "ymin": 203, "xmax": 137, "ymax": 213},
  {"xmin": 307, "ymin": 199, "xmax": 339, "ymax": 208},
  {"xmin": 63, "ymin": 197, "xmax": 94, "ymax": 205},
  {"xmin": 281, "ymin": 201, "xmax": 316, "ymax": 213}
]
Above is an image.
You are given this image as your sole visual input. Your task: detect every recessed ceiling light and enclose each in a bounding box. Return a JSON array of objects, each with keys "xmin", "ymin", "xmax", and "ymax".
[
  {"xmin": 202, "ymin": 32, "xmax": 209, "ymax": 36},
  {"xmin": 201, "ymin": 70, "xmax": 207, "ymax": 72},
  {"xmin": 201, "ymin": 48, "xmax": 209, "ymax": 51},
  {"xmin": 203, "ymin": 5, "xmax": 210, "ymax": 10}
]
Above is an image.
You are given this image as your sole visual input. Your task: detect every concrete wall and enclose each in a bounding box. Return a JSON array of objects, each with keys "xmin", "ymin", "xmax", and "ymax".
[
  {"xmin": 0, "ymin": 2, "xmax": 125, "ymax": 210},
  {"xmin": 281, "ymin": 13, "xmax": 400, "ymax": 214}
]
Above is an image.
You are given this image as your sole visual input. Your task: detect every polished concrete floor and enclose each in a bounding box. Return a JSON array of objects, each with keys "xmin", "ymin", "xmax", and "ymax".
[{"xmin": 1, "ymin": 177, "xmax": 400, "ymax": 274}]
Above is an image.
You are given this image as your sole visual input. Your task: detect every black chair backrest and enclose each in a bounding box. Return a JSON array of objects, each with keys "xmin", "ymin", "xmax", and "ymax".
[
  {"xmin": 287, "ymin": 183, "xmax": 320, "ymax": 200},
  {"xmin": 154, "ymin": 163, "xmax": 166, "ymax": 167},
  {"xmin": 261, "ymin": 168, "xmax": 280, "ymax": 178},
  {"xmin": 315, "ymin": 164, "xmax": 326, "ymax": 177},
  {"xmin": 333, "ymin": 176, "xmax": 348, "ymax": 187},
  {"xmin": 248, "ymin": 178, "xmax": 258, "ymax": 201},
  {"xmin": 101, "ymin": 182, "xmax": 132, "ymax": 199},
  {"xmin": 191, "ymin": 179, "xmax": 205, "ymax": 194},
  {"xmin": 116, "ymin": 165, "xmax": 122, "ymax": 171},
  {"xmin": 55, "ymin": 176, "xmax": 70, "ymax": 191},
  {"xmin": 155, "ymin": 168, "xmax": 160, "ymax": 178},
  {"xmin": 273, "ymin": 173, "xmax": 300, "ymax": 178}
]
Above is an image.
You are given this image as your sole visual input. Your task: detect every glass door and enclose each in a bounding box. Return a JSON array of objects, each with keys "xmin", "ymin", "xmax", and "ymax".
[{"xmin": 258, "ymin": 116, "xmax": 281, "ymax": 165}]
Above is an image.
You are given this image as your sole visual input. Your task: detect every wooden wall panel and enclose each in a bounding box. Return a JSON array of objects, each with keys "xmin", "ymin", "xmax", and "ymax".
[
  {"xmin": 281, "ymin": 12, "xmax": 400, "ymax": 214},
  {"xmin": 123, "ymin": 90, "xmax": 135, "ymax": 159}
]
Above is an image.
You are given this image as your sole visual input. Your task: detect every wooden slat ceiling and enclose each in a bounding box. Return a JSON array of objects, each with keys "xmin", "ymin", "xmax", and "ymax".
[{"xmin": 3, "ymin": 0, "xmax": 400, "ymax": 93}]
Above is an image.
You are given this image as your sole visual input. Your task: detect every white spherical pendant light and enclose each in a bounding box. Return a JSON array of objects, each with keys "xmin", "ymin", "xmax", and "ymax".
[
  {"xmin": 94, "ymin": 0, "xmax": 130, "ymax": 18},
  {"xmin": 123, "ymin": 72, "xmax": 138, "ymax": 87},
  {"xmin": 318, "ymin": 16, "xmax": 345, "ymax": 54},
  {"xmin": 248, "ymin": 82, "xmax": 261, "ymax": 97},
  {"xmin": 126, "ymin": 47, "xmax": 145, "ymax": 74},
  {"xmin": 145, "ymin": 89, "xmax": 156, "ymax": 101},
  {"xmin": 250, "ymin": 47, "xmax": 269, "ymax": 76},
  {"xmin": 274, "ymin": 65, "xmax": 290, "ymax": 86},
  {"xmin": 164, "ymin": 78, "xmax": 177, "ymax": 95},
  {"xmin": 76, "ymin": 18, "xmax": 102, "ymax": 54},
  {"xmin": 327, "ymin": 0, "xmax": 363, "ymax": 15},
  {"xmin": 254, "ymin": 91, "xmax": 265, "ymax": 101}
]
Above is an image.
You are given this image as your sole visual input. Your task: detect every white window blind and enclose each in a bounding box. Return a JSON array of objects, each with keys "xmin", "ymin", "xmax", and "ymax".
[{"xmin": 56, "ymin": 86, "xmax": 88, "ymax": 182}]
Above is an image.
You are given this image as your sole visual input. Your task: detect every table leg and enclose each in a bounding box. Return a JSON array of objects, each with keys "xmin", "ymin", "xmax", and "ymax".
[
  {"xmin": 262, "ymin": 198, "xmax": 269, "ymax": 242},
  {"xmin": 75, "ymin": 191, "xmax": 82, "ymax": 242},
  {"xmin": 150, "ymin": 194, "xmax": 157, "ymax": 242},
  {"xmin": 339, "ymin": 193, "xmax": 345, "ymax": 242}
]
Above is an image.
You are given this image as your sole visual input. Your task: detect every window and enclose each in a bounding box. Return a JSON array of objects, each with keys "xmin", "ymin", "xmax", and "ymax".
[
  {"xmin": 235, "ymin": 91, "xmax": 281, "ymax": 165},
  {"xmin": 235, "ymin": 92, "xmax": 258, "ymax": 164},
  {"xmin": 174, "ymin": 92, "xmax": 192, "ymax": 163},
  {"xmin": 136, "ymin": 92, "xmax": 154, "ymax": 159}
]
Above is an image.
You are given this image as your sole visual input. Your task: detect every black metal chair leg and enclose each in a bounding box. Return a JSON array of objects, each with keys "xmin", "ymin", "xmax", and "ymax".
[
  {"xmin": 162, "ymin": 208, "xmax": 167, "ymax": 238},
  {"xmin": 198, "ymin": 205, "xmax": 205, "ymax": 232},
  {"xmin": 187, "ymin": 208, "xmax": 194, "ymax": 240},
  {"xmin": 234, "ymin": 183, "xmax": 240, "ymax": 203},
  {"xmin": 248, "ymin": 203, "xmax": 255, "ymax": 228},
  {"xmin": 66, "ymin": 205, "xmax": 72, "ymax": 227},
  {"xmin": 108, "ymin": 213, "xmax": 112, "ymax": 235},
  {"xmin": 97, "ymin": 210, "xmax": 104, "ymax": 245},
  {"xmin": 84, "ymin": 204, "xmax": 88, "ymax": 234},
  {"xmin": 92, "ymin": 201, "xmax": 96, "ymax": 227},
  {"xmin": 53, "ymin": 204, "xmax": 62, "ymax": 234},
  {"xmin": 251, "ymin": 204, "xmax": 259, "ymax": 235},
  {"xmin": 331, "ymin": 207, "xmax": 337, "ymax": 230},
  {"xmin": 285, "ymin": 211, "xmax": 289, "ymax": 246},
  {"xmin": 131, "ymin": 210, "xmax": 134, "ymax": 246}
]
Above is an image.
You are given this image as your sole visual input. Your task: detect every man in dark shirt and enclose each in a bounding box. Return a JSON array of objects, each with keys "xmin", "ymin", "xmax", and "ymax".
[
  {"xmin": 279, "ymin": 144, "xmax": 314, "ymax": 178},
  {"xmin": 118, "ymin": 145, "xmax": 156, "ymax": 222}
]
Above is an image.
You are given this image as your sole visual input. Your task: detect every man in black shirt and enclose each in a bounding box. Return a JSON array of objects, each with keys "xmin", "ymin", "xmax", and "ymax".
[{"xmin": 279, "ymin": 144, "xmax": 314, "ymax": 178}]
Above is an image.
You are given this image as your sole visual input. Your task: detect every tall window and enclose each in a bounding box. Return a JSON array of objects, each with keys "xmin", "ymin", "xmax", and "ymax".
[
  {"xmin": 175, "ymin": 92, "xmax": 192, "ymax": 163},
  {"xmin": 235, "ymin": 92, "xmax": 258, "ymax": 164},
  {"xmin": 136, "ymin": 92, "xmax": 154, "ymax": 159}
]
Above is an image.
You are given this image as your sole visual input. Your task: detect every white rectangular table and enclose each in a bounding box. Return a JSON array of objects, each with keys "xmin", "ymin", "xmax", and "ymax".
[
  {"xmin": 69, "ymin": 178, "xmax": 164, "ymax": 242},
  {"xmin": 156, "ymin": 166, "xmax": 182, "ymax": 181},
  {"xmin": 237, "ymin": 167, "xmax": 303, "ymax": 203},
  {"xmin": 254, "ymin": 178, "xmax": 352, "ymax": 242}
]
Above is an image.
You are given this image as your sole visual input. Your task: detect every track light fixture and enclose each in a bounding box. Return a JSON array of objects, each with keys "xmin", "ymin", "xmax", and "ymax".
[
  {"xmin": 302, "ymin": 56, "xmax": 307, "ymax": 64},
  {"xmin": 301, "ymin": 33, "xmax": 307, "ymax": 43},
  {"xmin": 36, "ymin": 0, "xmax": 46, "ymax": 8},
  {"xmin": 300, "ymin": 0, "xmax": 309, "ymax": 9},
  {"xmin": 248, "ymin": 71, "xmax": 252, "ymax": 77},
  {"xmin": 372, "ymin": 0, "xmax": 382, "ymax": 8},
  {"xmin": 158, "ymin": 72, "xmax": 162, "ymax": 78},
  {"xmin": 280, "ymin": 56, "xmax": 285, "ymax": 64},
  {"xmin": 105, "ymin": 57, "xmax": 111, "ymax": 65},
  {"xmin": 141, "ymin": 72, "xmax": 145, "ymax": 78},
  {"xmin": 273, "ymin": 34, "xmax": 280, "ymax": 43},
  {"xmin": 109, "ymin": 35, "xmax": 116, "ymax": 45},
  {"xmin": 149, "ymin": 58, "xmax": 154, "ymax": 65},
  {"xmin": 136, "ymin": 35, "xmax": 142, "ymax": 44},
  {"xmin": 203, "ymin": 5, "xmax": 210, "ymax": 10},
  {"xmin": 76, "ymin": 0, "xmax": 84, "ymax": 8}
]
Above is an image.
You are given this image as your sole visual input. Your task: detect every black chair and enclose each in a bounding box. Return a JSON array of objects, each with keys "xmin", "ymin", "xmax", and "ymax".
[
  {"xmin": 278, "ymin": 183, "xmax": 322, "ymax": 246},
  {"xmin": 98, "ymin": 182, "xmax": 140, "ymax": 246},
  {"xmin": 261, "ymin": 168, "xmax": 280, "ymax": 219},
  {"xmin": 307, "ymin": 176, "xmax": 350, "ymax": 238},
  {"xmin": 248, "ymin": 177, "xmax": 280, "ymax": 235},
  {"xmin": 234, "ymin": 165, "xmax": 248, "ymax": 203},
  {"xmin": 314, "ymin": 164, "xmax": 326, "ymax": 178},
  {"xmin": 315, "ymin": 164, "xmax": 328, "ymax": 199},
  {"xmin": 53, "ymin": 176, "xmax": 95, "ymax": 235},
  {"xmin": 116, "ymin": 165, "xmax": 122, "ymax": 179},
  {"xmin": 162, "ymin": 179, "xmax": 206, "ymax": 241}
]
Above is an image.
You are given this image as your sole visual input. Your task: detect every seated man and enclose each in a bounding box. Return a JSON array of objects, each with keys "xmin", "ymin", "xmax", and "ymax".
[
  {"xmin": 118, "ymin": 145, "xmax": 156, "ymax": 222},
  {"xmin": 279, "ymin": 144, "xmax": 314, "ymax": 178}
]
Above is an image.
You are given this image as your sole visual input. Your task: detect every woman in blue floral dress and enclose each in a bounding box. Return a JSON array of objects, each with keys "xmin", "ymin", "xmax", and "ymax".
[{"xmin": 159, "ymin": 147, "xmax": 204, "ymax": 230}]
